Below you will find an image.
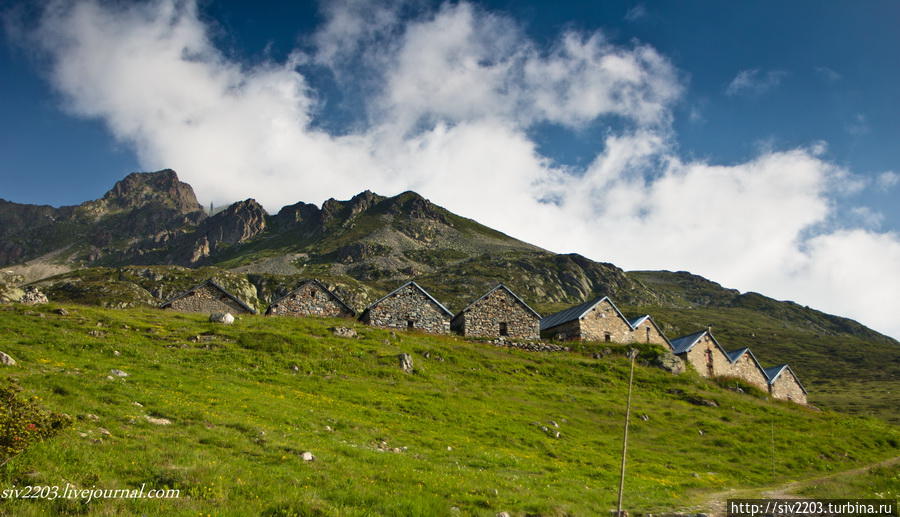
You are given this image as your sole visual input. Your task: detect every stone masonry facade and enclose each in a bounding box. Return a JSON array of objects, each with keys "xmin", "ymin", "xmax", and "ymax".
[
  {"xmin": 770, "ymin": 369, "xmax": 807, "ymax": 404},
  {"xmin": 542, "ymin": 299, "xmax": 634, "ymax": 343},
  {"xmin": 163, "ymin": 284, "xmax": 252, "ymax": 314},
  {"xmin": 361, "ymin": 283, "xmax": 451, "ymax": 334},
  {"xmin": 679, "ymin": 334, "xmax": 731, "ymax": 378},
  {"xmin": 631, "ymin": 317, "xmax": 669, "ymax": 346},
  {"xmin": 726, "ymin": 353, "xmax": 769, "ymax": 392},
  {"xmin": 267, "ymin": 281, "xmax": 354, "ymax": 319},
  {"xmin": 451, "ymin": 287, "xmax": 539, "ymax": 339}
]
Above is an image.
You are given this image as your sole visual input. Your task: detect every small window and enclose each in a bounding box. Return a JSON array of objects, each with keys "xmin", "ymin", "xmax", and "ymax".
[
  {"xmin": 604, "ymin": 332, "xmax": 611, "ymax": 343},
  {"xmin": 646, "ymin": 327, "xmax": 651, "ymax": 343},
  {"xmin": 499, "ymin": 322, "xmax": 509, "ymax": 337},
  {"xmin": 407, "ymin": 320, "xmax": 415, "ymax": 329},
  {"xmin": 309, "ymin": 289, "xmax": 316, "ymax": 297}
]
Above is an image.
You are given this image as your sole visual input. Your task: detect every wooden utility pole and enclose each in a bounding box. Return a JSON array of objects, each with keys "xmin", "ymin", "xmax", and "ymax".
[{"xmin": 616, "ymin": 348, "xmax": 637, "ymax": 516}]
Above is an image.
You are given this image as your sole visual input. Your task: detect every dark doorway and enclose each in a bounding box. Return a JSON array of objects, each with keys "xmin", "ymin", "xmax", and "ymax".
[
  {"xmin": 407, "ymin": 320, "xmax": 415, "ymax": 329},
  {"xmin": 499, "ymin": 322, "xmax": 509, "ymax": 337},
  {"xmin": 604, "ymin": 332, "xmax": 611, "ymax": 343}
]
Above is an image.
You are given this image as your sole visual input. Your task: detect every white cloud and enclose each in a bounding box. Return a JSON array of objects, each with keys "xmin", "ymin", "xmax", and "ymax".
[
  {"xmin": 878, "ymin": 171, "xmax": 900, "ymax": 190},
  {"xmin": 814, "ymin": 66, "xmax": 842, "ymax": 82},
  {"xmin": 847, "ymin": 113, "xmax": 870, "ymax": 136},
  {"xmin": 725, "ymin": 68, "xmax": 787, "ymax": 96},
  {"xmin": 624, "ymin": 4, "xmax": 647, "ymax": 22},
  {"xmin": 17, "ymin": 0, "xmax": 900, "ymax": 340}
]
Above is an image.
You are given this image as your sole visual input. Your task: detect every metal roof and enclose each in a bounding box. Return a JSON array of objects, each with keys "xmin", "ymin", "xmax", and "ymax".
[
  {"xmin": 763, "ymin": 364, "xmax": 808, "ymax": 394},
  {"xmin": 452, "ymin": 284, "xmax": 541, "ymax": 322},
  {"xmin": 159, "ymin": 278, "xmax": 257, "ymax": 314},
  {"xmin": 628, "ymin": 315, "xmax": 649, "ymax": 328},
  {"xmin": 540, "ymin": 296, "xmax": 631, "ymax": 331},
  {"xmin": 668, "ymin": 329, "xmax": 708, "ymax": 354},
  {"xmin": 268, "ymin": 278, "xmax": 356, "ymax": 316},
  {"xmin": 363, "ymin": 281, "xmax": 453, "ymax": 318}
]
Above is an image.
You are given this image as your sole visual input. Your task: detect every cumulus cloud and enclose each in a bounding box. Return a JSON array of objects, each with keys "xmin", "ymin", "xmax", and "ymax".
[
  {"xmin": 725, "ymin": 68, "xmax": 787, "ymax": 96},
  {"xmin": 15, "ymin": 0, "xmax": 900, "ymax": 340},
  {"xmin": 878, "ymin": 171, "xmax": 899, "ymax": 190}
]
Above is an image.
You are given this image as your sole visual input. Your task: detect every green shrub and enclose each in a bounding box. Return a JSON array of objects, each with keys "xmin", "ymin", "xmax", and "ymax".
[{"xmin": 0, "ymin": 381, "xmax": 72, "ymax": 466}]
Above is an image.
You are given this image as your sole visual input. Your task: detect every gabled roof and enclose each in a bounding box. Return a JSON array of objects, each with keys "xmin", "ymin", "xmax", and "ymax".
[
  {"xmin": 627, "ymin": 314, "xmax": 673, "ymax": 347},
  {"xmin": 363, "ymin": 281, "xmax": 453, "ymax": 318},
  {"xmin": 159, "ymin": 279, "xmax": 257, "ymax": 314},
  {"xmin": 452, "ymin": 284, "xmax": 541, "ymax": 321},
  {"xmin": 669, "ymin": 328, "xmax": 729, "ymax": 358},
  {"xmin": 763, "ymin": 364, "xmax": 808, "ymax": 394},
  {"xmin": 726, "ymin": 347, "xmax": 767, "ymax": 374},
  {"xmin": 540, "ymin": 296, "xmax": 631, "ymax": 331},
  {"xmin": 628, "ymin": 315, "xmax": 650, "ymax": 328},
  {"xmin": 269, "ymin": 279, "xmax": 356, "ymax": 316}
]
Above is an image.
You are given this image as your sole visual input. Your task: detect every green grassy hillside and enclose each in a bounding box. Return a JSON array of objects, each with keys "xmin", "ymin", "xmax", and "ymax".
[{"xmin": 0, "ymin": 304, "xmax": 896, "ymax": 516}]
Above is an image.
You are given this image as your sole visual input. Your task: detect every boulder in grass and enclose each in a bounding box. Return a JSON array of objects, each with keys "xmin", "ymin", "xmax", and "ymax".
[
  {"xmin": 0, "ymin": 351, "xmax": 16, "ymax": 366},
  {"xmin": 209, "ymin": 312, "xmax": 234, "ymax": 324}
]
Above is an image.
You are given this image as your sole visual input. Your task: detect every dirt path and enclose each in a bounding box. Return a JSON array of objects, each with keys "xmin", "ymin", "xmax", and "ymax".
[{"xmin": 689, "ymin": 456, "xmax": 900, "ymax": 516}]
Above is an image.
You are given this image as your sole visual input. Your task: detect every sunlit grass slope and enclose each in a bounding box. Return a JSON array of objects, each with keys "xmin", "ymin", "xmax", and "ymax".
[{"xmin": 0, "ymin": 304, "xmax": 897, "ymax": 516}]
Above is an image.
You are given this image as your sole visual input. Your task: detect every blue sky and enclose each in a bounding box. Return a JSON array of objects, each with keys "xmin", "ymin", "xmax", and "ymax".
[{"xmin": 1, "ymin": 0, "xmax": 899, "ymax": 338}]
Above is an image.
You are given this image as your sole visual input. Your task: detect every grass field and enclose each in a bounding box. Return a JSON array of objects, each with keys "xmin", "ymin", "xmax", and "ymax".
[{"xmin": 0, "ymin": 303, "xmax": 897, "ymax": 516}]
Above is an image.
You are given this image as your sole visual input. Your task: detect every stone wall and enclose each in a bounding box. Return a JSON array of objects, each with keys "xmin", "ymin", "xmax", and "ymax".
[
  {"xmin": 164, "ymin": 284, "xmax": 251, "ymax": 314},
  {"xmin": 361, "ymin": 284, "xmax": 450, "ymax": 334},
  {"xmin": 680, "ymin": 334, "xmax": 731, "ymax": 378},
  {"xmin": 630, "ymin": 318, "xmax": 669, "ymax": 346},
  {"xmin": 267, "ymin": 282, "xmax": 354, "ymax": 318},
  {"xmin": 770, "ymin": 370, "xmax": 807, "ymax": 404},
  {"xmin": 727, "ymin": 353, "xmax": 769, "ymax": 391},
  {"xmin": 452, "ymin": 288, "xmax": 539, "ymax": 339},
  {"xmin": 579, "ymin": 300, "xmax": 634, "ymax": 343}
]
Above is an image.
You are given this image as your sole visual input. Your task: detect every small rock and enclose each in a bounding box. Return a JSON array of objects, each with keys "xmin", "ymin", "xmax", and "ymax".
[
  {"xmin": 549, "ymin": 420, "xmax": 559, "ymax": 427},
  {"xmin": 330, "ymin": 326, "xmax": 357, "ymax": 338},
  {"xmin": 554, "ymin": 431, "xmax": 561, "ymax": 439},
  {"xmin": 398, "ymin": 353, "xmax": 414, "ymax": 373},
  {"xmin": 78, "ymin": 432, "xmax": 88, "ymax": 438},
  {"xmin": 0, "ymin": 351, "xmax": 16, "ymax": 366},
  {"xmin": 698, "ymin": 429, "xmax": 704, "ymax": 436},
  {"xmin": 113, "ymin": 350, "xmax": 121, "ymax": 357},
  {"xmin": 106, "ymin": 376, "xmax": 114, "ymax": 381},
  {"xmin": 692, "ymin": 472, "xmax": 701, "ymax": 478},
  {"xmin": 391, "ymin": 447, "xmax": 401, "ymax": 453},
  {"xmin": 324, "ymin": 425, "xmax": 333, "ymax": 432},
  {"xmin": 497, "ymin": 513, "xmax": 511, "ymax": 517},
  {"xmin": 84, "ymin": 413, "xmax": 100, "ymax": 421},
  {"xmin": 98, "ymin": 427, "xmax": 111, "ymax": 436},
  {"xmin": 88, "ymin": 330, "xmax": 105, "ymax": 337},
  {"xmin": 422, "ymin": 351, "xmax": 431, "ymax": 359},
  {"xmin": 109, "ymin": 369, "xmax": 128, "ymax": 377},
  {"xmin": 639, "ymin": 414, "xmax": 650, "ymax": 422},
  {"xmin": 145, "ymin": 416, "xmax": 172, "ymax": 425},
  {"xmin": 209, "ymin": 312, "xmax": 235, "ymax": 324},
  {"xmin": 301, "ymin": 451, "xmax": 315, "ymax": 461},
  {"xmin": 291, "ymin": 365, "xmax": 300, "ymax": 372},
  {"xmin": 132, "ymin": 401, "xmax": 143, "ymax": 407},
  {"xmin": 447, "ymin": 446, "xmax": 453, "ymax": 451},
  {"xmin": 54, "ymin": 308, "xmax": 68, "ymax": 316}
]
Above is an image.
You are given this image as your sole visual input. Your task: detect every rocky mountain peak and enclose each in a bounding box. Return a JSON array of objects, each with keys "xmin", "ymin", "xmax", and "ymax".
[{"xmin": 100, "ymin": 169, "xmax": 203, "ymax": 214}]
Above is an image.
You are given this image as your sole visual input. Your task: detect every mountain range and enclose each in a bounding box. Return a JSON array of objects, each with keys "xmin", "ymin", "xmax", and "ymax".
[{"xmin": 1, "ymin": 169, "xmax": 897, "ymax": 420}]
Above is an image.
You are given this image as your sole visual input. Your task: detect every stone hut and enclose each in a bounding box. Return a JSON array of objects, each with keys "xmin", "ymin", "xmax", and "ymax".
[
  {"xmin": 669, "ymin": 328, "xmax": 730, "ymax": 378},
  {"xmin": 266, "ymin": 279, "xmax": 355, "ymax": 319},
  {"xmin": 160, "ymin": 279, "xmax": 257, "ymax": 315},
  {"xmin": 764, "ymin": 364, "xmax": 808, "ymax": 404},
  {"xmin": 359, "ymin": 281, "xmax": 452, "ymax": 334},
  {"xmin": 451, "ymin": 284, "xmax": 541, "ymax": 339},
  {"xmin": 540, "ymin": 296, "xmax": 635, "ymax": 343},
  {"xmin": 724, "ymin": 347, "xmax": 769, "ymax": 391},
  {"xmin": 627, "ymin": 315, "xmax": 671, "ymax": 346}
]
